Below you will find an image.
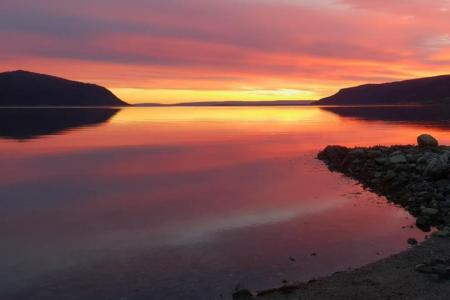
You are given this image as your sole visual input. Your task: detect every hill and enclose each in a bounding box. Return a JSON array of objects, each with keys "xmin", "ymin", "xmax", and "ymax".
[
  {"xmin": 316, "ymin": 75, "xmax": 450, "ymax": 105},
  {"xmin": 0, "ymin": 70, "xmax": 129, "ymax": 106}
]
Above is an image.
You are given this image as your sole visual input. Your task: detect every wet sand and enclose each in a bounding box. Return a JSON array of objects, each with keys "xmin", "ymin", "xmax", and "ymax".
[{"xmin": 255, "ymin": 237, "xmax": 450, "ymax": 300}]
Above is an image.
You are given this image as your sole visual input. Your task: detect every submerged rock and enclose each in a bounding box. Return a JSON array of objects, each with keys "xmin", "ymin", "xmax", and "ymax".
[{"xmin": 417, "ymin": 134, "xmax": 439, "ymax": 147}]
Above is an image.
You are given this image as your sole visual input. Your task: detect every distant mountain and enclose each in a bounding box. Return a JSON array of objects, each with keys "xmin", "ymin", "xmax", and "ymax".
[
  {"xmin": 135, "ymin": 100, "xmax": 314, "ymax": 107},
  {"xmin": 133, "ymin": 103, "xmax": 166, "ymax": 107},
  {"xmin": 0, "ymin": 70, "xmax": 129, "ymax": 106},
  {"xmin": 174, "ymin": 100, "xmax": 313, "ymax": 106},
  {"xmin": 316, "ymin": 75, "xmax": 450, "ymax": 105}
]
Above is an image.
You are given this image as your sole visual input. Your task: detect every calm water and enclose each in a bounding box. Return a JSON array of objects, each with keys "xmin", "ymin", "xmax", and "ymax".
[{"xmin": 1, "ymin": 106, "xmax": 450, "ymax": 300}]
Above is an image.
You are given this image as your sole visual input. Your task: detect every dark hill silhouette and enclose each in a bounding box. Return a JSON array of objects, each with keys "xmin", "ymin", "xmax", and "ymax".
[
  {"xmin": 0, "ymin": 108, "xmax": 119, "ymax": 140},
  {"xmin": 0, "ymin": 70, "xmax": 129, "ymax": 106},
  {"xmin": 316, "ymin": 75, "xmax": 450, "ymax": 105}
]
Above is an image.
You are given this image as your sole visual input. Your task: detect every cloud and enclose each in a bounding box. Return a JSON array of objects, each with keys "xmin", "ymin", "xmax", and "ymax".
[{"xmin": 1, "ymin": 0, "xmax": 449, "ymax": 102}]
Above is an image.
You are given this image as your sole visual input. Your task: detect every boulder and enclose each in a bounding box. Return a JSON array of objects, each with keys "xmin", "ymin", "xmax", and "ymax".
[
  {"xmin": 423, "ymin": 154, "xmax": 448, "ymax": 178},
  {"xmin": 417, "ymin": 134, "xmax": 439, "ymax": 147}
]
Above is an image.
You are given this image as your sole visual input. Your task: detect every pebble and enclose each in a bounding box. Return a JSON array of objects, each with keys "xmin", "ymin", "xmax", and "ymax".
[
  {"xmin": 232, "ymin": 289, "xmax": 253, "ymax": 300},
  {"xmin": 407, "ymin": 238, "xmax": 418, "ymax": 246}
]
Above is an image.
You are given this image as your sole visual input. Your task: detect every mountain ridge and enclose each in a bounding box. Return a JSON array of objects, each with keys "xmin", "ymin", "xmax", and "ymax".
[
  {"xmin": 0, "ymin": 70, "xmax": 129, "ymax": 107},
  {"xmin": 316, "ymin": 74, "xmax": 450, "ymax": 105}
]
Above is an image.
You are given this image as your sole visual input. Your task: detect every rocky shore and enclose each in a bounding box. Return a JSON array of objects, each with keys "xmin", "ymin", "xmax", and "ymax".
[
  {"xmin": 233, "ymin": 134, "xmax": 450, "ymax": 300},
  {"xmin": 317, "ymin": 134, "xmax": 450, "ymax": 234}
]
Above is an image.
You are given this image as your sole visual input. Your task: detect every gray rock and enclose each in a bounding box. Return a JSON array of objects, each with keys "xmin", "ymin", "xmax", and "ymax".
[
  {"xmin": 367, "ymin": 150, "xmax": 382, "ymax": 158},
  {"xmin": 390, "ymin": 155, "xmax": 408, "ymax": 164},
  {"xmin": 423, "ymin": 154, "xmax": 448, "ymax": 178},
  {"xmin": 384, "ymin": 170, "xmax": 397, "ymax": 181},
  {"xmin": 375, "ymin": 157, "xmax": 388, "ymax": 165},
  {"xmin": 433, "ymin": 230, "xmax": 450, "ymax": 238},
  {"xmin": 415, "ymin": 263, "xmax": 434, "ymax": 274},
  {"xmin": 418, "ymin": 134, "xmax": 439, "ymax": 147},
  {"xmin": 421, "ymin": 207, "xmax": 439, "ymax": 216},
  {"xmin": 391, "ymin": 150, "xmax": 403, "ymax": 156},
  {"xmin": 417, "ymin": 152, "xmax": 433, "ymax": 164},
  {"xmin": 433, "ymin": 264, "xmax": 448, "ymax": 276}
]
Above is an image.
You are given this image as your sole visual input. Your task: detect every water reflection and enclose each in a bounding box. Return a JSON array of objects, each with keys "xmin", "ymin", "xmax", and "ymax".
[
  {"xmin": 320, "ymin": 105, "xmax": 450, "ymax": 129},
  {"xmin": 0, "ymin": 108, "xmax": 119, "ymax": 140},
  {"xmin": 1, "ymin": 106, "xmax": 447, "ymax": 300}
]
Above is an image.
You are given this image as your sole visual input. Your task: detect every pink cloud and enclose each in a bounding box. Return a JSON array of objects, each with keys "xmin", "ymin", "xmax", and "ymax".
[{"xmin": 1, "ymin": 0, "xmax": 449, "ymax": 101}]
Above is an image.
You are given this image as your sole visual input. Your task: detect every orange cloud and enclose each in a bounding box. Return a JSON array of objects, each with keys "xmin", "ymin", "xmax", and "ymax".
[{"xmin": 1, "ymin": 0, "xmax": 449, "ymax": 103}]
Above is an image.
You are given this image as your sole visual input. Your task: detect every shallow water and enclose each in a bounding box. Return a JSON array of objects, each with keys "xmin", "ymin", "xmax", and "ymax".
[{"xmin": 1, "ymin": 106, "xmax": 449, "ymax": 300}]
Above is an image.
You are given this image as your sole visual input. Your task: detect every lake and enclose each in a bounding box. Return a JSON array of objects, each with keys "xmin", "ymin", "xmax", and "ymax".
[{"xmin": 2, "ymin": 106, "xmax": 450, "ymax": 300}]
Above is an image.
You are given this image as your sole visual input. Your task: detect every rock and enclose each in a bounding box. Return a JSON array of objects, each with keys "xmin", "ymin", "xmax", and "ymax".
[
  {"xmin": 375, "ymin": 157, "xmax": 388, "ymax": 165},
  {"xmin": 317, "ymin": 146, "xmax": 349, "ymax": 163},
  {"xmin": 348, "ymin": 148, "xmax": 366, "ymax": 158},
  {"xmin": 433, "ymin": 264, "xmax": 448, "ymax": 277},
  {"xmin": 423, "ymin": 154, "xmax": 448, "ymax": 178},
  {"xmin": 418, "ymin": 134, "xmax": 439, "ymax": 147},
  {"xmin": 317, "ymin": 143, "xmax": 449, "ymax": 234},
  {"xmin": 391, "ymin": 150, "xmax": 403, "ymax": 156},
  {"xmin": 233, "ymin": 289, "xmax": 253, "ymax": 299},
  {"xmin": 384, "ymin": 170, "xmax": 397, "ymax": 181},
  {"xmin": 417, "ymin": 152, "xmax": 433, "ymax": 164},
  {"xmin": 367, "ymin": 150, "xmax": 382, "ymax": 158},
  {"xmin": 421, "ymin": 207, "xmax": 440, "ymax": 216},
  {"xmin": 416, "ymin": 216, "xmax": 431, "ymax": 231},
  {"xmin": 433, "ymin": 230, "xmax": 450, "ymax": 238},
  {"xmin": 407, "ymin": 238, "xmax": 418, "ymax": 246},
  {"xmin": 415, "ymin": 263, "xmax": 434, "ymax": 274},
  {"xmin": 352, "ymin": 158, "xmax": 362, "ymax": 165},
  {"xmin": 390, "ymin": 154, "xmax": 408, "ymax": 164}
]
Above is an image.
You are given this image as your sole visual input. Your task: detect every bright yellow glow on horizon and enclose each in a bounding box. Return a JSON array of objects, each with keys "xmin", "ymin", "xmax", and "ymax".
[
  {"xmin": 111, "ymin": 88, "xmax": 319, "ymax": 104},
  {"xmin": 110, "ymin": 106, "xmax": 331, "ymax": 123}
]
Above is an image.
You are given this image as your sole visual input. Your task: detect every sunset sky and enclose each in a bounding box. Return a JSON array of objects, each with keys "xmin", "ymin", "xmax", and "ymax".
[{"xmin": 1, "ymin": 0, "xmax": 450, "ymax": 104}]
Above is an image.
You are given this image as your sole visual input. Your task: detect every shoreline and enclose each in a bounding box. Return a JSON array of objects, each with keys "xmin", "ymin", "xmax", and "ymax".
[
  {"xmin": 253, "ymin": 237, "xmax": 450, "ymax": 300},
  {"xmin": 238, "ymin": 135, "xmax": 450, "ymax": 299}
]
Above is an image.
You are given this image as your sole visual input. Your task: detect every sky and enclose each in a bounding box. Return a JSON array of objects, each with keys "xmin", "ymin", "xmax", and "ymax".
[{"xmin": 1, "ymin": 0, "xmax": 450, "ymax": 104}]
